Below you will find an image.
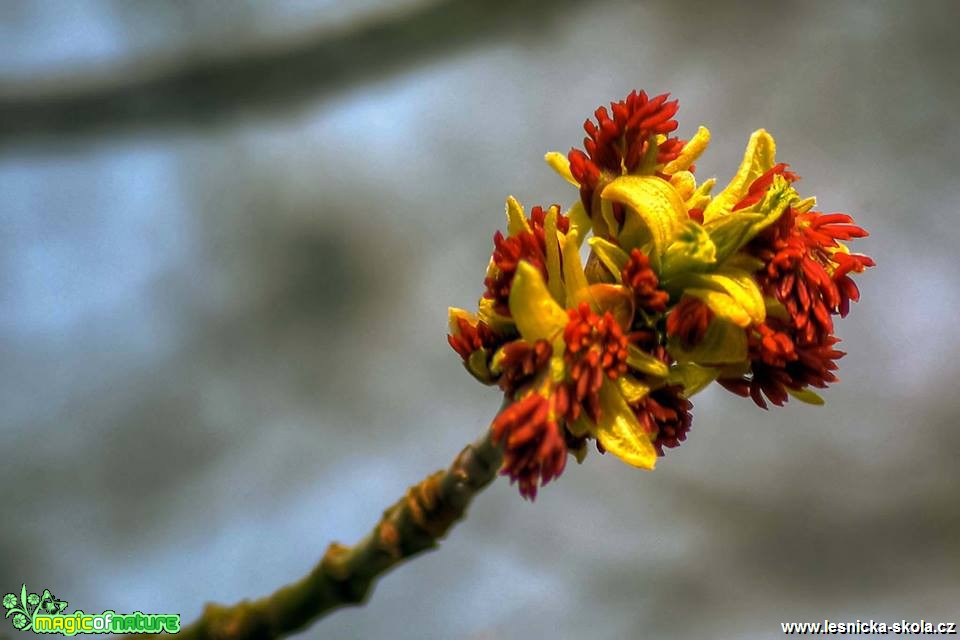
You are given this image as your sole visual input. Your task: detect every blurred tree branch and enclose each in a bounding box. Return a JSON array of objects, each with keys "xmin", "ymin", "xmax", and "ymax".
[{"xmin": 0, "ymin": 0, "xmax": 583, "ymax": 145}]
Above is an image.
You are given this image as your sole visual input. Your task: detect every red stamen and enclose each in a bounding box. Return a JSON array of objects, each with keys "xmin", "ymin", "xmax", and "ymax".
[
  {"xmin": 529, "ymin": 205, "xmax": 571, "ymax": 235},
  {"xmin": 621, "ymin": 249, "xmax": 669, "ymax": 313},
  {"xmin": 733, "ymin": 163, "xmax": 799, "ymax": 212},
  {"xmin": 482, "ymin": 206, "xmax": 571, "ymax": 316},
  {"xmin": 666, "ymin": 296, "xmax": 713, "ymax": 347},
  {"xmin": 568, "ymin": 90, "xmax": 685, "ymax": 215},
  {"xmin": 447, "ymin": 317, "xmax": 497, "ymax": 361},
  {"xmin": 497, "ymin": 339, "xmax": 553, "ymax": 395},
  {"xmin": 749, "ymin": 199, "xmax": 873, "ymax": 342},
  {"xmin": 719, "ymin": 318, "xmax": 845, "ymax": 409},
  {"xmin": 754, "ymin": 322, "xmax": 797, "ymax": 367},
  {"xmin": 633, "ymin": 385, "xmax": 693, "ymax": 456},
  {"xmin": 483, "ymin": 230, "xmax": 546, "ymax": 316},
  {"xmin": 563, "ymin": 303, "xmax": 629, "ymax": 423},
  {"xmin": 490, "ymin": 393, "xmax": 568, "ymax": 500}
]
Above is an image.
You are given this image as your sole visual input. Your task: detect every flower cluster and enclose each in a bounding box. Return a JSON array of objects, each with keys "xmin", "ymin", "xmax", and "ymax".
[{"xmin": 448, "ymin": 91, "xmax": 873, "ymax": 499}]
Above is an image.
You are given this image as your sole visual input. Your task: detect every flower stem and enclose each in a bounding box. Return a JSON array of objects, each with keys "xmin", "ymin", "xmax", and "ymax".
[{"xmin": 152, "ymin": 426, "xmax": 503, "ymax": 640}]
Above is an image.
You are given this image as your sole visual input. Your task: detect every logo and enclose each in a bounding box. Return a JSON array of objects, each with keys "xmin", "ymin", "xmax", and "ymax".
[{"xmin": 3, "ymin": 585, "xmax": 180, "ymax": 636}]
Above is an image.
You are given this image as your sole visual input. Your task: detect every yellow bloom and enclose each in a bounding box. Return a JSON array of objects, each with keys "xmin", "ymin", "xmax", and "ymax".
[
  {"xmin": 449, "ymin": 90, "xmax": 872, "ymax": 499},
  {"xmin": 508, "ymin": 254, "xmax": 657, "ymax": 471}
]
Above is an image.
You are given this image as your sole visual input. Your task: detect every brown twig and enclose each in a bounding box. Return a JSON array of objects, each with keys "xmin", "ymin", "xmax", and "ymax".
[{"xmin": 151, "ymin": 427, "xmax": 503, "ymax": 640}]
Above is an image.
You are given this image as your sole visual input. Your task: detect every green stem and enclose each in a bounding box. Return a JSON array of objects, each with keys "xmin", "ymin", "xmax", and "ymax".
[{"xmin": 149, "ymin": 427, "xmax": 504, "ymax": 640}]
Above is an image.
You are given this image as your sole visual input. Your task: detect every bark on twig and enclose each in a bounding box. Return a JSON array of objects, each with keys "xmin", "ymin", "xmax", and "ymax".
[{"xmin": 146, "ymin": 428, "xmax": 503, "ymax": 640}]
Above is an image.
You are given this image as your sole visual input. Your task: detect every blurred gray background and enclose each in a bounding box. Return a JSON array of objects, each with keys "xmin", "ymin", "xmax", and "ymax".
[{"xmin": 1, "ymin": 1, "xmax": 957, "ymax": 638}]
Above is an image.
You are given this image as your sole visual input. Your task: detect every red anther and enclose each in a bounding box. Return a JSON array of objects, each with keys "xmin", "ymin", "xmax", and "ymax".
[
  {"xmin": 482, "ymin": 206, "xmax": 571, "ymax": 316},
  {"xmin": 666, "ymin": 296, "xmax": 713, "ymax": 347},
  {"xmin": 747, "ymin": 192, "xmax": 872, "ymax": 344},
  {"xmin": 447, "ymin": 317, "xmax": 497, "ymax": 361},
  {"xmin": 497, "ymin": 339, "xmax": 553, "ymax": 395},
  {"xmin": 562, "ymin": 303, "xmax": 629, "ymax": 423},
  {"xmin": 491, "ymin": 393, "xmax": 568, "ymax": 500},
  {"xmin": 719, "ymin": 318, "xmax": 846, "ymax": 409},
  {"xmin": 633, "ymin": 386, "xmax": 693, "ymax": 456},
  {"xmin": 621, "ymin": 248, "xmax": 669, "ymax": 313},
  {"xmin": 567, "ymin": 90, "xmax": 686, "ymax": 215},
  {"xmin": 733, "ymin": 163, "xmax": 799, "ymax": 212}
]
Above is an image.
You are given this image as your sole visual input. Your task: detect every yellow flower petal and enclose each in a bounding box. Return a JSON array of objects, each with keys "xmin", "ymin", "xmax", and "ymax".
[
  {"xmin": 602, "ymin": 175, "xmax": 688, "ymax": 258},
  {"xmin": 489, "ymin": 346, "xmax": 506, "ymax": 374},
  {"xmin": 669, "ymin": 170, "xmax": 696, "ymax": 201},
  {"xmin": 562, "ymin": 231, "xmax": 589, "ymax": 306},
  {"xmin": 477, "ymin": 297, "xmax": 515, "ymax": 334},
  {"xmin": 505, "ymin": 196, "xmax": 531, "ymax": 237},
  {"xmin": 703, "ymin": 129, "xmax": 776, "ymax": 223},
  {"xmin": 637, "ymin": 133, "xmax": 663, "ymax": 174},
  {"xmin": 669, "ymin": 319, "xmax": 748, "ymax": 364},
  {"xmin": 786, "ymin": 387, "xmax": 825, "ymax": 405},
  {"xmin": 447, "ymin": 307, "xmax": 477, "ymax": 335},
  {"xmin": 685, "ymin": 287, "xmax": 752, "ymax": 327},
  {"xmin": 705, "ymin": 171, "xmax": 797, "ymax": 263},
  {"xmin": 617, "ymin": 375, "xmax": 651, "ymax": 403},
  {"xmin": 549, "ymin": 352, "xmax": 566, "ymax": 384},
  {"xmin": 685, "ymin": 177, "xmax": 716, "ymax": 211},
  {"xmin": 627, "ymin": 344, "xmax": 670, "ymax": 378},
  {"xmin": 566, "ymin": 201, "xmax": 591, "ymax": 245},
  {"xmin": 587, "ymin": 237, "xmax": 630, "ymax": 283},
  {"xmin": 717, "ymin": 361, "xmax": 751, "ymax": 379},
  {"xmin": 508, "ymin": 261, "xmax": 568, "ymax": 343},
  {"xmin": 764, "ymin": 296, "xmax": 790, "ymax": 321},
  {"xmin": 570, "ymin": 284, "xmax": 635, "ymax": 330},
  {"xmin": 595, "ymin": 380, "xmax": 657, "ymax": 470},
  {"xmin": 722, "ymin": 253, "xmax": 766, "ymax": 273},
  {"xmin": 660, "ymin": 220, "xmax": 717, "ymax": 279},
  {"xmin": 670, "ymin": 268, "xmax": 766, "ymax": 327},
  {"xmin": 699, "ymin": 269, "xmax": 766, "ymax": 325},
  {"xmin": 544, "ymin": 206, "xmax": 565, "ymax": 303},
  {"xmin": 705, "ymin": 211, "xmax": 765, "ymax": 262},
  {"xmin": 666, "ymin": 363, "xmax": 718, "ymax": 396},
  {"xmin": 567, "ymin": 413, "xmax": 593, "ymax": 438},
  {"xmin": 662, "ymin": 125, "xmax": 711, "ymax": 174},
  {"xmin": 544, "ymin": 151, "xmax": 579, "ymax": 187},
  {"xmin": 598, "ymin": 197, "xmax": 618, "ymax": 241},
  {"xmin": 793, "ymin": 195, "xmax": 816, "ymax": 214},
  {"xmin": 465, "ymin": 349, "xmax": 494, "ymax": 385}
]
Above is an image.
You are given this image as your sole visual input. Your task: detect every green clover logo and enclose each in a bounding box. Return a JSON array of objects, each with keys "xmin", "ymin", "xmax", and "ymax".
[
  {"xmin": 3, "ymin": 584, "xmax": 68, "ymax": 632},
  {"xmin": 39, "ymin": 590, "xmax": 67, "ymax": 615}
]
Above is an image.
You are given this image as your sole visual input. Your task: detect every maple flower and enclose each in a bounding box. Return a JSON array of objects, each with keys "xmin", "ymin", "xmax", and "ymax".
[
  {"xmin": 698, "ymin": 131, "xmax": 875, "ymax": 407},
  {"xmin": 450, "ymin": 89, "xmax": 872, "ymax": 498},
  {"xmin": 470, "ymin": 192, "xmax": 696, "ymax": 498},
  {"xmin": 501, "ymin": 244, "xmax": 661, "ymax": 486}
]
